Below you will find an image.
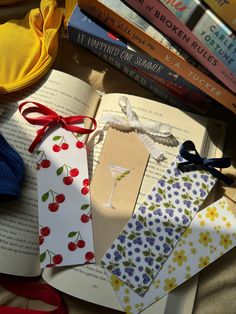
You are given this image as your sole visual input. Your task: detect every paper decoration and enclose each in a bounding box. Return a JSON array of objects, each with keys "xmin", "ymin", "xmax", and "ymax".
[
  {"xmin": 101, "ymin": 155, "xmax": 216, "ymax": 295},
  {"xmin": 106, "ymin": 197, "xmax": 236, "ymax": 314},
  {"xmin": 37, "ymin": 127, "xmax": 95, "ymax": 268},
  {"xmin": 90, "ymin": 128, "xmax": 150, "ymax": 261}
]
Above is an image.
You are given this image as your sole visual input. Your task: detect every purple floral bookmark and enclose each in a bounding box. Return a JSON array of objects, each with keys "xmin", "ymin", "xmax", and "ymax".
[{"xmin": 101, "ymin": 155, "xmax": 216, "ymax": 296}]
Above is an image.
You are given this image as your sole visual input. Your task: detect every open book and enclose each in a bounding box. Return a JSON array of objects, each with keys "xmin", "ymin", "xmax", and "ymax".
[{"xmin": 0, "ymin": 69, "xmax": 225, "ymax": 313}]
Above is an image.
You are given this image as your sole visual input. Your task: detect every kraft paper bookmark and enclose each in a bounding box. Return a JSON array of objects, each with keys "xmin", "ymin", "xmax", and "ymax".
[
  {"xmin": 106, "ymin": 197, "xmax": 236, "ymax": 314},
  {"xmin": 90, "ymin": 127, "xmax": 150, "ymax": 261},
  {"xmin": 101, "ymin": 154, "xmax": 216, "ymax": 295},
  {"xmin": 37, "ymin": 127, "xmax": 95, "ymax": 268}
]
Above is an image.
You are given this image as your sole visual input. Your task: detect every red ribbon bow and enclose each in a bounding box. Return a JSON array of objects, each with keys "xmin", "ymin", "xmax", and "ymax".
[{"xmin": 19, "ymin": 101, "xmax": 97, "ymax": 153}]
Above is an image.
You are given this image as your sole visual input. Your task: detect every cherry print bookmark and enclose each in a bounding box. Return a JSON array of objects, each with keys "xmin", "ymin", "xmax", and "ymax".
[
  {"xmin": 18, "ymin": 102, "xmax": 97, "ymax": 268},
  {"xmin": 101, "ymin": 154, "xmax": 216, "ymax": 296},
  {"xmin": 37, "ymin": 127, "xmax": 95, "ymax": 268}
]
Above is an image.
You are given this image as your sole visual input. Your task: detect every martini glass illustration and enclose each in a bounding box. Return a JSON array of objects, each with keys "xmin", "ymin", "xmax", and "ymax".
[{"xmin": 103, "ymin": 164, "xmax": 132, "ymax": 209}]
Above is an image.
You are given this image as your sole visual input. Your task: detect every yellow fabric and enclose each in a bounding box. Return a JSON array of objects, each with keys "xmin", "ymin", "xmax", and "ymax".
[{"xmin": 0, "ymin": 0, "xmax": 63, "ymax": 93}]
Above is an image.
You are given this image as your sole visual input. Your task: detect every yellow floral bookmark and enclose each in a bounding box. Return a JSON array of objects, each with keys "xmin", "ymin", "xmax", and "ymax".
[{"xmin": 107, "ymin": 197, "xmax": 236, "ymax": 314}]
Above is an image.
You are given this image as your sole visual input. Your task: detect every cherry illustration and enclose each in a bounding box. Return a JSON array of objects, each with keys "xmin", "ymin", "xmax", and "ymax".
[
  {"xmin": 81, "ymin": 186, "xmax": 89, "ymax": 195},
  {"xmin": 55, "ymin": 193, "xmax": 65, "ymax": 203},
  {"xmin": 39, "ymin": 235, "xmax": 44, "ymax": 245},
  {"xmin": 40, "ymin": 226, "xmax": 51, "ymax": 237},
  {"xmin": 63, "ymin": 176, "xmax": 73, "ymax": 185},
  {"xmin": 46, "ymin": 263, "xmax": 55, "ymax": 268},
  {"xmin": 41, "ymin": 250, "xmax": 63, "ymax": 267},
  {"xmin": 76, "ymin": 141, "xmax": 84, "ymax": 149},
  {"xmin": 61, "ymin": 143, "xmax": 69, "ymax": 150},
  {"xmin": 57, "ymin": 164, "xmax": 78, "ymax": 185},
  {"xmin": 69, "ymin": 168, "xmax": 79, "ymax": 177},
  {"xmin": 52, "ymin": 136, "xmax": 69, "ymax": 152},
  {"xmin": 36, "ymin": 150, "xmax": 51, "ymax": 170},
  {"xmin": 68, "ymin": 242, "xmax": 77, "ymax": 251},
  {"xmin": 83, "ymin": 179, "xmax": 89, "ymax": 186},
  {"xmin": 80, "ymin": 214, "xmax": 90, "ymax": 223},
  {"xmin": 85, "ymin": 251, "xmax": 94, "ymax": 262},
  {"xmin": 53, "ymin": 144, "xmax": 61, "ymax": 152},
  {"xmin": 48, "ymin": 202, "xmax": 59, "ymax": 212},
  {"xmin": 77, "ymin": 239, "xmax": 86, "ymax": 248},
  {"xmin": 67, "ymin": 230, "xmax": 85, "ymax": 252},
  {"xmin": 52, "ymin": 254, "xmax": 63, "ymax": 265},
  {"xmin": 41, "ymin": 159, "xmax": 51, "ymax": 168},
  {"xmin": 42, "ymin": 190, "xmax": 65, "ymax": 213}
]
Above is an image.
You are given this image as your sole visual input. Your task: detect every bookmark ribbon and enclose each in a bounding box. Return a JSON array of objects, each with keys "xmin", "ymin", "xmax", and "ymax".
[
  {"xmin": 178, "ymin": 140, "xmax": 234, "ymax": 186},
  {"xmin": 100, "ymin": 96, "xmax": 177, "ymax": 160},
  {"xmin": 107, "ymin": 197, "xmax": 236, "ymax": 314},
  {"xmin": 101, "ymin": 153, "xmax": 216, "ymax": 296},
  {"xmin": 19, "ymin": 101, "xmax": 97, "ymax": 153},
  {"xmin": 118, "ymin": 96, "xmax": 172, "ymax": 137}
]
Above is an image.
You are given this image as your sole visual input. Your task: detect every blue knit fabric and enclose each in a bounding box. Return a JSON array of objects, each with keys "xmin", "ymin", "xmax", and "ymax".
[{"xmin": 0, "ymin": 134, "xmax": 24, "ymax": 202}]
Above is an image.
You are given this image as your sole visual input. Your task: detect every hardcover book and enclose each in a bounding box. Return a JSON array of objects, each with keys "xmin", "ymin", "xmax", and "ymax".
[
  {"xmin": 77, "ymin": 0, "xmax": 236, "ymax": 114},
  {"xmin": 0, "ymin": 69, "xmax": 226, "ymax": 313}
]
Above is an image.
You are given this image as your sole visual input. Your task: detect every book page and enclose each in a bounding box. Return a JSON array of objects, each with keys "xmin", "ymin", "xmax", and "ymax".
[
  {"xmin": 43, "ymin": 262, "xmax": 170, "ymax": 311},
  {"xmin": 43, "ymin": 262, "xmax": 198, "ymax": 313},
  {"xmin": 43, "ymin": 93, "xmax": 224, "ymax": 311},
  {"xmin": 0, "ymin": 69, "xmax": 100, "ymax": 276}
]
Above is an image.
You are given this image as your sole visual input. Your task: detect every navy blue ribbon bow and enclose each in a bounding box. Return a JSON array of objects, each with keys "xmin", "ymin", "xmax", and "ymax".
[{"xmin": 178, "ymin": 140, "xmax": 234, "ymax": 186}]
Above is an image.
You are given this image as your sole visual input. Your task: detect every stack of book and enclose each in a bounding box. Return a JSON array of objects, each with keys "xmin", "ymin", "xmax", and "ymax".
[{"xmin": 65, "ymin": 0, "xmax": 236, "ymax": 114}]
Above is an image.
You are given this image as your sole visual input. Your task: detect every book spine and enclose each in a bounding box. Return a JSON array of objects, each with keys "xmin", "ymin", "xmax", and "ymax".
[
  {"xmin": 123, "ymin": 0, "xmax": 236, "ymax": 93},
  {"xmin": 93, "ymin": 50, "xmax": 207, "ymax": 113},
  {"xmin": 158, "ymin": 0, "xmax": 236, "ymax": 74},
  {"xmin": 68, "ymin": 14, "xmax": 209, "ymax": 98},
  {"xmin": 77, "ymin": 0, "xmax": 236, "ymax": 114},
  {"xmin": 129, "ymin": 65, "xmax": 211, "ymax": 114},
  {"xmin": 202, "ymin": 0, "xmax": 236, "ymax": 32},
  {"xmin": 102, "ymin": 54, "xmax": 190, "ymax": 110},
  {"xmin": 68, "ymin": 26, "xmax": 192, "ymax": 111},
  {"xmin": 136, "ymin": 67, "xmax": 210, "ymax": 105}
]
